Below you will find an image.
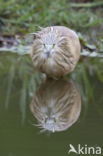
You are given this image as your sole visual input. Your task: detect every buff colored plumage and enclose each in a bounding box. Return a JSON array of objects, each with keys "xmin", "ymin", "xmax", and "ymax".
[
  {"xmin": 30, "ymin": 79, "xmax": 81, "ymax": 133},
  {"xmin": 30, "ymin": 26, "xmax": 80, "ymax": 78}
]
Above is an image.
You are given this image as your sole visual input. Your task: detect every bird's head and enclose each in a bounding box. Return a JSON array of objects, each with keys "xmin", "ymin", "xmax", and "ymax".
[{"xmin": 31, "ymin": 27, "xmax": 66, "ymax": 59}]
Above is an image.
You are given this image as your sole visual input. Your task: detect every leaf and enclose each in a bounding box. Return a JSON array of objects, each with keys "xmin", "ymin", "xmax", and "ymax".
[{"xmin": 85, "ymin": 44, "xmax": 96, "ymax": 50}]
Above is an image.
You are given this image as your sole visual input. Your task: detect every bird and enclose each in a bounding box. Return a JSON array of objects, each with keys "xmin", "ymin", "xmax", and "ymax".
[
  {"xmin": 30, "ymin": 78, "xmax": 81, "ymax": 133},
  {"xmin": 30, "ymin": 26, "xmax": 81, "ymax": 78}
]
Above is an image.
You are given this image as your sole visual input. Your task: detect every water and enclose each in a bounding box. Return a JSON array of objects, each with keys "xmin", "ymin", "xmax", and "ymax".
[{"xmin": 0, "ymin": 52, "xmax": 103, "ymax": 156}]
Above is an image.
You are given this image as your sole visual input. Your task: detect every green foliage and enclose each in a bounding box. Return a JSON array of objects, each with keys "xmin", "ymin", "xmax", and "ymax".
[{"xmin": 0, "ymin": 0, "xmax": 103, "ymax": 34}]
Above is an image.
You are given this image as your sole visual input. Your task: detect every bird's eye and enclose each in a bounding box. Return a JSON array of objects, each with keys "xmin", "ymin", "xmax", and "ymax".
[{"xmin": 52, "ymin": 44, "xmax": 55, "ymax": 48}]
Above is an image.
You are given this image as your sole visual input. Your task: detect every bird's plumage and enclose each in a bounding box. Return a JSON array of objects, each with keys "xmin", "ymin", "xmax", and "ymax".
[
  {"xmin": 30, "ymin": 26, "xmax": 80, "ymax": 78},
  {"xmin": 30, "ymin": 79, "xmax": 81, "ymax": 133}
]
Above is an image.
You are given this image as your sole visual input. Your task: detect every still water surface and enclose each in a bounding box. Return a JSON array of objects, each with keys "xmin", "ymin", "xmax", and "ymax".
[{"xmin": 0, "ymin": 53, "xmax": 103, "ymax": 156}]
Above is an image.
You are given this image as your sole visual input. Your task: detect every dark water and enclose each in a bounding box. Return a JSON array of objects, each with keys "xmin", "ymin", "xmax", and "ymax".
[{"xmin": 0, "ymin": 53, "xmax": 103, "ymax": 156}]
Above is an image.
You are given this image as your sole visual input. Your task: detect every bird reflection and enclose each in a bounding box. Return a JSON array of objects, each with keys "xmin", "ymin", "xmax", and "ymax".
[{"xmin": 30, "ymin": 78, "xmax": 81, "ymax": 133}]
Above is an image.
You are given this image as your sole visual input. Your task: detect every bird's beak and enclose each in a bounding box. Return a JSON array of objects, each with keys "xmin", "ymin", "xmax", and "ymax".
[{"xmin": 46, "ymin": 51, "xmax": 50, "ymax": 57}]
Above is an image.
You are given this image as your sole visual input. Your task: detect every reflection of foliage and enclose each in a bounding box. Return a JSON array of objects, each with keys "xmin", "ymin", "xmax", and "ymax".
[
  {"xmin": 71, "ymin": 57, "xmax": 103, "ymax": 118},
  {"xmin": 5, "ymin": 65, "xmax": 15, "ymax": 109},
  {"xmin": 0, "ymin": 53, "xmax": 103, "ymax": 122},
  {"xmin": 0, "ymin": 53, "xmax": 42, "ymax": 123}
]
